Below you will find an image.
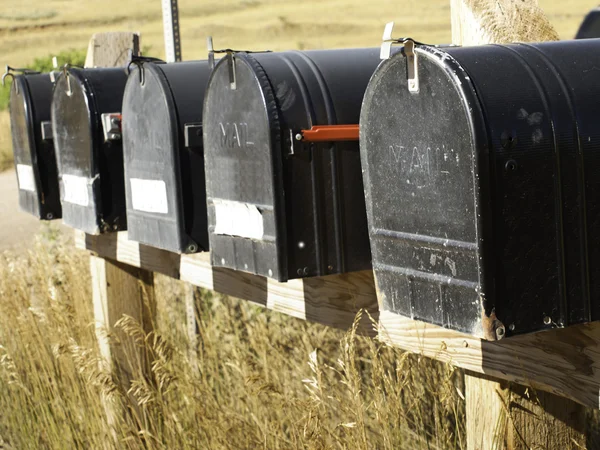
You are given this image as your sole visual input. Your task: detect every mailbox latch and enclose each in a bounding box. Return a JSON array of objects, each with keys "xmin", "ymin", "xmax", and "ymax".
[
  {"xmin": 380, "ymin": 22, "xmax": 421, "ymax": 93},
  {"xmin": 184, "ymin": 123, "xmax": 203, "ymax": 148},
  {"xmin": 101, "ymin": 113, "xmax": 122, "ymax": 141},
  {"xmin": 41, "ymin": 121, "xmax": 53, "ymax": 141}
]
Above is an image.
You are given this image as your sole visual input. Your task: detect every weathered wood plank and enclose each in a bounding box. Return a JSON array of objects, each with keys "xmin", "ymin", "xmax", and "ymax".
[
  {"xmin": 465, "ymin": 372, "xmax": 586, "ymax": 449},
  {"xmin": 84, "ymin": 32, "xmax": 140, "ymax": 68},
  {"xmin": 76, "ymin": 230, "xmax": 600, "ymax": 409},
  {"xmin": 77, "ymin": 230, "xmax": 379, "ymax": 336},
  {"xmin": 380, "ymin": 310, "xmax": 600, "ymax": 412}
]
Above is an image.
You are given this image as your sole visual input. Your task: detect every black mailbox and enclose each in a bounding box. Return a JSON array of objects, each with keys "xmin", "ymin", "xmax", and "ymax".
[
  {"xmin": 203, "ymin": 49, "xmax": 380, "ymax": 282},
  {"xmin": 122, "ymin": 61, "xmax": 211, "ymax": 253},
  {"xmin": 360, "ymin": 37, "xmax": 600, "ymax": 339},
  {"xmin": 8, "ymin": 72, "xmax": 61, "ymax": 220},
  {"xmin": 52, "ymin": 68, "xmax": 128, "ymax": 234},
  {"xmin": 576, "ymin": 8, "xmax": 600, "ymax": 39}
]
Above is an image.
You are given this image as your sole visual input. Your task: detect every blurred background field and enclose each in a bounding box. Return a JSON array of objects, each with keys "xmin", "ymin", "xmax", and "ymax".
[
  {"xmin": 0, "ymin": 0, "xmax": 599, "ymax": 448},
  {"xmin": 0, "ymin": 0, "xmax": 596, "ymax": 170}
]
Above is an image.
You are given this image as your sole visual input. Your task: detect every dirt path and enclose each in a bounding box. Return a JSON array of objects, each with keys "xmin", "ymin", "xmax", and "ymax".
[{"xmin": 0, "ymin": 170, "xmax": 60, "ymax": 251}]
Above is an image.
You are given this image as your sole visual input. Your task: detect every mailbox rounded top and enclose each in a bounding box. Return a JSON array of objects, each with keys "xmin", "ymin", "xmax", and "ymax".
[
  {"xmin": 122, "ymin": 62, "xmax": 178, "ymax": 169},
  {"xmin": 51, "ymin": 69, "xmax": 95, "ymax": 176},
  {"xmin": 203, "ymin": 53, "xmax": 280, "ymax": 205},
  {"xmin": 9, "ymin": 77, "xmax": 35, "ymax": 167}
]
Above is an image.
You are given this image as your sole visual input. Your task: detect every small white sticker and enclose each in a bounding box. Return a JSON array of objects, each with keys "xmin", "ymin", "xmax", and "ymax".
[
  {"xmin": 16, "ymin": 164, "xmax": 35, "ymax": 192},
  {"xmin": 130, "ymin": 178, "xmax": 169, "ymax": 214},
  {"xmin": 62, "ymin": 174, "xmax": 90, "ymax": 207},
  {"xmin": 213, "ymin": 199, "xmax": 264, "ymax": 240}
]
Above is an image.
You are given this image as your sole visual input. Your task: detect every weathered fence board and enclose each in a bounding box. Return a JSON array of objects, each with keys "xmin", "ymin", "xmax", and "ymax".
[{"xmin": 76, "ymin": 230, "xmax": 600, "ymax": 411}]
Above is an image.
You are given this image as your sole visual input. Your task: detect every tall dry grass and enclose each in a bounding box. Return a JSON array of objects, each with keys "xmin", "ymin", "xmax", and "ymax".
[{"xmin": 0, "ymin": 228, "xmax": 465, "ymax": 449}]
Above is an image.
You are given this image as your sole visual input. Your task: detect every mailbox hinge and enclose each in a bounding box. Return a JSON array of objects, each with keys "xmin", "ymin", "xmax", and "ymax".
[{"xmin": 101, "ymin": 113, "xmax": 122, "ymax": 141}]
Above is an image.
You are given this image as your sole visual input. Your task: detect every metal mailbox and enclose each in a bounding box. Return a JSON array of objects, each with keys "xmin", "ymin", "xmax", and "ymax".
[
  {"xmin": 122, "ymin": 61, "xmax": 211, "ymax": 253},
  {"xmin": 576, "ymin": 8, "xmax": 600, "ymax": 39},
  {"xmin": 7, "ymin": 71, "xmax": 61, "ymax": 220},
  {"xmin": 52, "ymin": 68, "xmax": 128, "ymax": 234},
  {"xmin": 360, "ymin": 36, "xmax": 600, "ymax": 339},
  {"xmin": 203, "ymin": 49, "xmax": 380, "ymax": 281}
]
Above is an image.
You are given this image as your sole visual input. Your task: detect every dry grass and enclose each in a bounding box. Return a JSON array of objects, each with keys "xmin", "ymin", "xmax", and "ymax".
[{"xmin": 0, "ymin": 229, "xmax": 465, "ymax": 448}]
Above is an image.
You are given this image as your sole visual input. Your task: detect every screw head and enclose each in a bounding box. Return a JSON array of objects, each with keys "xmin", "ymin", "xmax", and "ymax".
[
  {"xmin": 505, "ymin": 160, "xmax": 518, "ymax": 171},
  {"xmin": 295, "ymin": 133, "xmax": 303, "ymax": 141},
  {"xmin": 495, "ymin": 326, "xmax": 505, "ymax": 339},
  {"xmin": 543, "ymin": 316, "xmax": 552, "ymax": 325},
  {"xmin": 46, "ymin": 213, "xmax": 54, "ymax": 220},
  {"xmin": 186, "ymin": 244, "xmax": 198, "ymax": 253}
]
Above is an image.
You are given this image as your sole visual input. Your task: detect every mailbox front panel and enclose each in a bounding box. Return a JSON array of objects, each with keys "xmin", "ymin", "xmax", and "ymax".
[
  {"xmin": 10, "ymin": 74, "xmax": 61, "ymax": 220},
  {"xmin": 204, "ymin": 54, "xmax": 284, "ymax": 279},
  {"xmin": 123, "ymin": 61, "xmax": 210, "ymax": 253},
  {"xmin": 204, "ymin": 49, "xmax": 378, "ymax": 281},
  {"xmin": 361, "ymin": 39, "xmax": 600, "ymax": 338},
  {"xmin": 52, "ymin": 68, "xmax": 128, "ymax": 234}
]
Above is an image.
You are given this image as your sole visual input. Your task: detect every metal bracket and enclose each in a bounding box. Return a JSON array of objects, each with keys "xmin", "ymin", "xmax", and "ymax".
[
  {"xmin": 206, "ymin": 38, "xmax": 273, "ymax": 75},
  {"xmin": 2, "ymin": 65, "xmax": 40, "ymax": 94},
  {"xmin": 380, "ymin": 22, "xmax": 421, "ymax": 93},
  {"xmin": 101, "ymin": 113, "xmax": 122, "ymax": 142},
  {"xmin": 41, "ymin": 121, "xmax": 53, "ymax": 141},
  {"xmin": 184, "ymin": 123, "xmax": 203, "ymax": 148},
  {"xmin": 226, "ymin": 52, "xmax": 237, "ymax": 90}
]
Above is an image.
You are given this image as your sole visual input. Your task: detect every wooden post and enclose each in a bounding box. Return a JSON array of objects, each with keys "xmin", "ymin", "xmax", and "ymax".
[
  {"xmin": 449, "ymin": 2, "xmax": 586, "ymax": 449},
  {"xmin": 91, "ymin": 256, "xmax": 156, "ymax": 391},
  {"xmin": 83, "ymin": 32, "xmax": 152, "ymax": 432}
]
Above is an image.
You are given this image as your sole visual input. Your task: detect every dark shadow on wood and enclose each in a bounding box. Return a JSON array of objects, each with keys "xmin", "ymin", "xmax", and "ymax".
[{"xmin": 211, "ymin": 267, "xmax": 268, "ymax": 307}]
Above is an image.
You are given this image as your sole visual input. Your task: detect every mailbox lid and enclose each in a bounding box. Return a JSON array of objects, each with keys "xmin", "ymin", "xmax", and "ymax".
[
  {"xmin": 10, "ymin": 74, "xmax": 61, "ymax": 220},
  {"xmin": 203, "ymin": 53, "xmax": 284, "ymax": 279},
  {"xmin": 123, "ymin": 61, "xmax": 210, "ymax": 253},
  {"xmin": 52, "ymin": 68, "xmax": 128, "ymax": 234}
]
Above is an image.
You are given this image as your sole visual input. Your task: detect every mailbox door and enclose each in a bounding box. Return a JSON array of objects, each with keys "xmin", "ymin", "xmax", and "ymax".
[{"xmin": 204, "ymin": 54, "xmax": 286, "ymax": 280}]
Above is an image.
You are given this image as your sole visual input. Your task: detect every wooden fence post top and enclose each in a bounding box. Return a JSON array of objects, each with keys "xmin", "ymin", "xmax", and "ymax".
[{"xmin": 84, "ymin": 32, "xmax": 140, "ymax": 68}]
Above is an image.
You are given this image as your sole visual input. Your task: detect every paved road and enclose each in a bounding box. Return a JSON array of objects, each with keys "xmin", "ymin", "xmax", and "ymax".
[{"xmin": 0, "ymin": 170, "xmax": 59, "ymax": 251}]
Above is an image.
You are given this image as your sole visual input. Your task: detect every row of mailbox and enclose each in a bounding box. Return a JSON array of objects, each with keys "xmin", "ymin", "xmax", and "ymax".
[{"xmin": 9, "ymin": 32, "xmax": 600, "ymax": 339}]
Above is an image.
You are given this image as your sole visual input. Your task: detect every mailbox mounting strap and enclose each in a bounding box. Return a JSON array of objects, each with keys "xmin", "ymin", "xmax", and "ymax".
[{"xmin": 299, "ymin": 125, "xmax": 359, "ymax": 142}]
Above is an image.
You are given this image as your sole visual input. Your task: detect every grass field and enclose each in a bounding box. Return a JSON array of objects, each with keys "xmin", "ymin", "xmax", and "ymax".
[{"xmin": 0, "ymin": 0, "xmax": 599, "ymax": 448}]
